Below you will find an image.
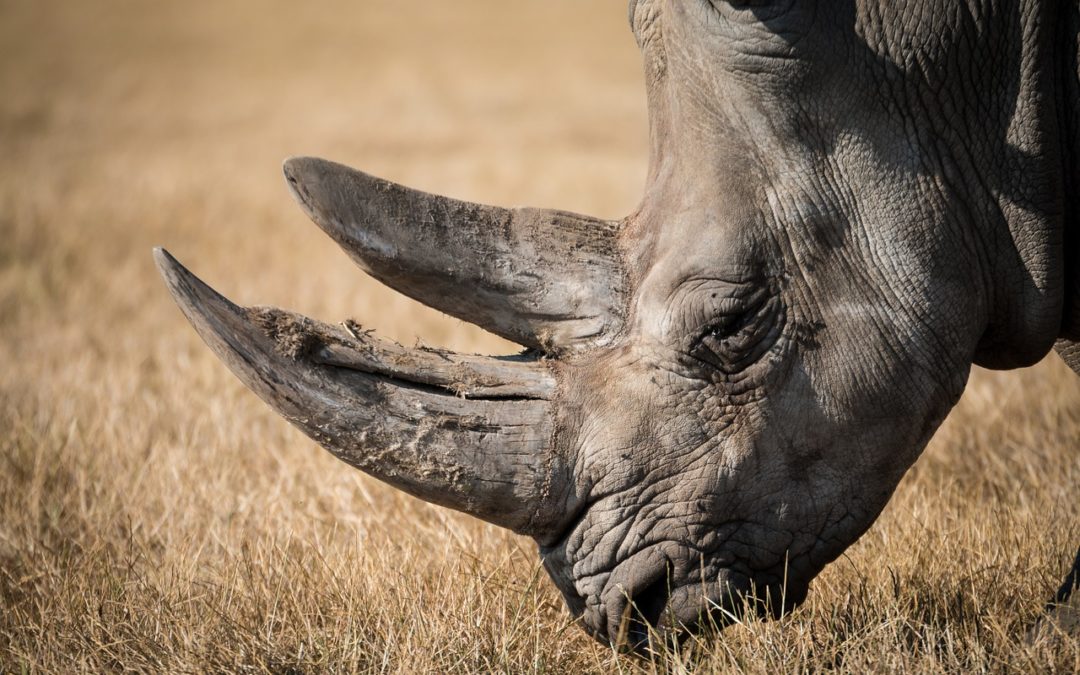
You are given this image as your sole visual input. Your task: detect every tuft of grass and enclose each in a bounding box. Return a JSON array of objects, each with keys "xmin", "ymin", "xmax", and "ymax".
[{"xmin": 1, "ymin": 1, "xmax": 1078, "ymax": 672}]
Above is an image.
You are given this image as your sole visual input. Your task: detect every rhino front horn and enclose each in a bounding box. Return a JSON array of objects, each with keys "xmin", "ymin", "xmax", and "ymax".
[{"xmin": 153, "ymin": 248, "xmax": 570, "ymax": 536}]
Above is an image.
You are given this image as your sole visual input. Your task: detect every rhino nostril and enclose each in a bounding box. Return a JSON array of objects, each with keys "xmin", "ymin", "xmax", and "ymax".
[{"xmin": 624, "ymin": 575, "xmax": 671, "ymax": 650}]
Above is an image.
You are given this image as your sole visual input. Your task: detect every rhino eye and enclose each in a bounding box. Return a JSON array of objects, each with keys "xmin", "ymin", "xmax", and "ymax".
[{"xmin": 690, "ymin": 293, "xmax": 779, "ymax": 374}]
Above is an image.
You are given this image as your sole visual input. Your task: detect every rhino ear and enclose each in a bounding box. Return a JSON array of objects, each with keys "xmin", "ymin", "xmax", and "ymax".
[{"xmin": 283, "ymin": 157, "xmax": 626, "ymax": 355}]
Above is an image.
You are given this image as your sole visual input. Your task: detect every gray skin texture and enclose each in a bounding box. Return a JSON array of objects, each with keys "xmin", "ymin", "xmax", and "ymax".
[{"xmin": 156, "ymin": 0, "xmax": 1080, "ymax": 652}]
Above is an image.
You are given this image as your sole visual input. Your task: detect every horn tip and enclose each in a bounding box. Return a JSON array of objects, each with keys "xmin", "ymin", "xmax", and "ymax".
[
  {"xmin": 282, "ymin": 155, "xmax": 336, "ymax": 186},
  {"xmin": 152, "ymin": 246, "xmax": 185, "ymax": 293},
  {"xmin": 282, "ymin": 155, "xmax": 310, "ymax": 178},
  {"xmin": 281, "ymin": 156, "xmax": 330, "ymax": 219},
  {"xmin": 152, "ymin": 247, "xmax": 241, "ymax": 326}
]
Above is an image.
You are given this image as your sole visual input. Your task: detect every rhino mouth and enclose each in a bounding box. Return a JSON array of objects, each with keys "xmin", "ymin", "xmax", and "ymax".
[
  {"xmin": 556, "ymin": 534, "xmax": 809, "ymax": 652},
  {"xmin": 622, "ymin": 572, "xmax": 808, "ymax": 651},
  {"xmin": 592, "ymin": 566, "xmax": 803, "ymax": 652}
]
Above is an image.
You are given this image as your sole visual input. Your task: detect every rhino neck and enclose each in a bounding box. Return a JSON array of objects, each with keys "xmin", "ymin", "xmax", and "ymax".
[{"xmin": 1056, "ymin": 0, "xmax": 1080, "ymax": 355}]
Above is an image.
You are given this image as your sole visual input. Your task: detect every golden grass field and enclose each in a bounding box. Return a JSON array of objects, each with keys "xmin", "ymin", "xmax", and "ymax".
[{"xmin": 1, "ymin": 1, "xmax": 1078, "ymax": 672}]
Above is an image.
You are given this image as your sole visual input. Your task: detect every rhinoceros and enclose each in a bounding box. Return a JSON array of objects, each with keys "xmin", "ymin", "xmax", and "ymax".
[{"xmin": 155, "ymin": 0, "xmax": 1080, "ymax": 650}]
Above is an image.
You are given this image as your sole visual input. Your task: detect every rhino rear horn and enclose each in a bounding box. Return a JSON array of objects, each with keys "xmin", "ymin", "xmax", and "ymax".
[{"xmin": 283, "ymin": 157, "xmax": 625, "ymax": 354}]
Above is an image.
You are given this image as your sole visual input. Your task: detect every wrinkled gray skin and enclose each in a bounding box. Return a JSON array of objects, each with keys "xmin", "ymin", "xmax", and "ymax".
[{"xmin": 156, "ymin": 0, "xmax": 1080, "ymax": 651}]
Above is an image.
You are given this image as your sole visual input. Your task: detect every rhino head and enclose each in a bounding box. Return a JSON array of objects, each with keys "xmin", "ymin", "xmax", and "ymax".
[{"xmin": 156, "ymin": 0, "xmax": 1076, "ymax": 650}]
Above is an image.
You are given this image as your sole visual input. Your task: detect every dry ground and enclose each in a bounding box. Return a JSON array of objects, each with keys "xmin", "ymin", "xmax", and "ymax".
[{"xmin": 1, "ymin": 1, "xmax": 1078, "ymax": 672}]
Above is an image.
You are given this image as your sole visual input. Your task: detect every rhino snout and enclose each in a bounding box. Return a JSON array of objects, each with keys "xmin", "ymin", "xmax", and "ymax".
[{"xmin": 574, "ymin": 542, "xmax": 809, "ymax": 653}]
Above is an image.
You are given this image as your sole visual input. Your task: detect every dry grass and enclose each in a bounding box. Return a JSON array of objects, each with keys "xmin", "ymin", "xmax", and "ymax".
[{"xmin": 0, "ymin": 1, "xmax": 1078, "ymax": 672}]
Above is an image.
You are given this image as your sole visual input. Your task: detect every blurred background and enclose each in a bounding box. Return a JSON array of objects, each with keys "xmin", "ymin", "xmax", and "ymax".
[
  {"xmin": 1, "ymin": 0, "xmax": 646, "ymax": 348},
  {"xmin": 1, "ymin": 1, "xmax": 1077, "ymax": 671}
]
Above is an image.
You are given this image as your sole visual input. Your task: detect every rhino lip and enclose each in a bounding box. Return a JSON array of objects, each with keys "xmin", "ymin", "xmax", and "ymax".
[
  {"xmin": 610, "ymin": 569, "xmax": 803, "ymax": 653},
  {"xmin": 600, "ymin": 572, "xmax": 753, "ymax": 652},
  {"xmin": 578, "ymin": 533, "xmax": 808, "ymax": 651}
]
